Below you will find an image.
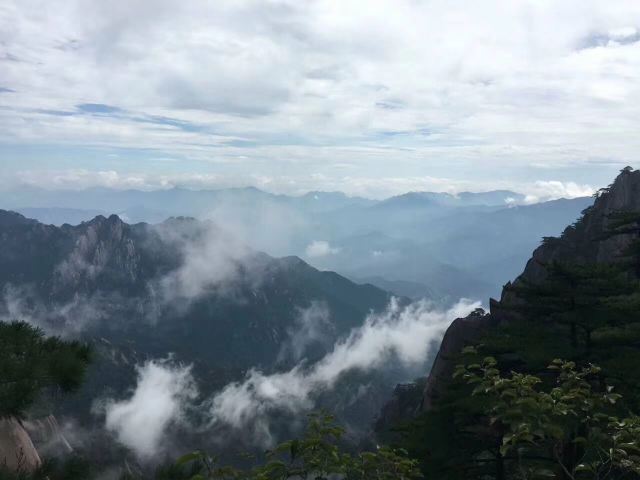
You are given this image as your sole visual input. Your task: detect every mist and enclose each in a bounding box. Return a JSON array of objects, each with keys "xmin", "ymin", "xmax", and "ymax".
[
  {"xmin": 149, "ymin": 220, "xmax": 269, "ymax": 310},
  {"xmin": 98, "ymin": 298, "xmax": 478, "ymax": 457},
  {"xmin": 99, "ymin": 359, "xmax": 198, "ymax": 460},
  {"xmin": 206, "ymin": 297, "xmax": 479, "ymax": 446},
  {"xmin": 277, "ymin": 301, "xmax": 334, "ymax": 363},
  {"xmin": 0, "ymin": 284, "xmax": 115, "ymax": 337}
]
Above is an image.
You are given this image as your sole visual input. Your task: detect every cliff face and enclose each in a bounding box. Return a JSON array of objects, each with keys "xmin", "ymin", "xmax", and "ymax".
[
  {"xmin": 0, "ymin": 417, "xmax": 41, "ymax": 473},
  {"xmin": 501, "ymin": 168, "xmax": 640, "ymax": 293},
  {"xmin": 420, "ymin": 167, "xmax": 640, "ymax": 412}
]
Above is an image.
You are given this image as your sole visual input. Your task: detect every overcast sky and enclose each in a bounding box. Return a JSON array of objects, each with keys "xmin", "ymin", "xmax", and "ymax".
[{"xmin": 1, "ymin": 0, "xmax": 639, "ymax": 198}]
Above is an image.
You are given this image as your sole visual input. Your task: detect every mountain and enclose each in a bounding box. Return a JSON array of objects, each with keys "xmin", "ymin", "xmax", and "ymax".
[
  {"xmin": 14, "ymin": 207, "xmax": 106, "ymax": 226},
  {"xmin": 374, "ymin": 190, "xmax": 525, "ymax": 210},
  {"xmin": 0, "ymin": 211, "xmax": 395, "ymax": 429},
  {"xmin": 0, "ymin": 187, "xmax": 592, "ymax": 302},
  {"xmin": 420, "ymin": 170, "xmax": 638, "ymax": 413},
  {"xmin": 373, "ymin": 167, "xmax": 640, "ymax": 478},
  {"xmin": 309, "ymin": 197, "xmax": 592, "ymax": 300},
  {"xmin": 0, "ymin": 186, "xmax": 371, "ymax": 221},
  {"xmin": 351, "ymin": 276, "xmax": 436, "ymax": 300}
]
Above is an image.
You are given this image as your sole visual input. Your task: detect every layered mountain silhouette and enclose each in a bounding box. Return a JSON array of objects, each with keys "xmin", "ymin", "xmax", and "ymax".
[{"xmin": 3, "ymin": 187, "xmax": 591, "ymax": 300}]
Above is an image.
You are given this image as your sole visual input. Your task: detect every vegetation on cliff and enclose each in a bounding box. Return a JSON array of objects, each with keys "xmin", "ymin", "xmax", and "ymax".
[{"xmin": 391, "ymin": 168, "xmax": 640, "ymax": 479}]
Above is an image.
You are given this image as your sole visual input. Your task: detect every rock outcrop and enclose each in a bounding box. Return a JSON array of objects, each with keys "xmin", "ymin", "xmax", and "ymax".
[{"xmin": 0, "ymin": 417, "xmax": 41, "ymax": 473}]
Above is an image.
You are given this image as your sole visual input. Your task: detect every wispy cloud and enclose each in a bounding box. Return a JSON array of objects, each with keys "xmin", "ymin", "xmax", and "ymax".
[
  {"xmin": 96, "ymin": 298, "xmax": 480, "ymax": 456},
  {"xmin": 205, "ymin": 298, "xmax": 480, "ymax": 445},
  {"xmin": 1, "ymin": 1, "xmax": 639, "ymax": 194},
  {"xmin": 305, "ymin": 240, "xmax": 341, "ymax": 258},
  {"xmin": 6, "ymin": 168, "xmax": 598, "ymax": 201}
]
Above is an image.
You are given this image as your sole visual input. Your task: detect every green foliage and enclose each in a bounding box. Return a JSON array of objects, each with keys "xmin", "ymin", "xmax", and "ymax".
[
  {"xmin": 455, "ymin": 357, "xmax": 640, "ymax": 479},
  {"xmin": 170, "ymin": 413, "xmax": 421, "ymax": 480},
  {"xmin": 0, "ymin": 320, "xmax": 92, "ymax": 418},
  {"xmin": 601, "ymin": 209, "xmax": 640, "ymax": 277},
  {"xmin": 505, "ymin": 261, "xmax": 633, "ymax": 354}
]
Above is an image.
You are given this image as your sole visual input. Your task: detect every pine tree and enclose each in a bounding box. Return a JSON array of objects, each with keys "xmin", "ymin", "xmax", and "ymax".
[
  {"xmin": 0, "ymin": 321, "xmax": 92, "ymax": 419},
  {"xmin": 505, "ymin": 261, "xmax": 631, "ymax": 356}
]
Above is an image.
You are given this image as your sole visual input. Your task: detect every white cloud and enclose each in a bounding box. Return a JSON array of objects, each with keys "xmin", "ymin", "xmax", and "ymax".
[
  {"xmin": 522, "ymin": 180, "xmax": 595, "ymax": 204},
  {"xmin": 277, "ymin": 301, "xmax": 333, "ymax": 363},
  {"xmin": 305, "ymin": 240, "xmax": 340, "ymax": 258},
  {"xmin": 0, "ymin": 284, "xmax": 117, "ymax": 337},
  {"xmin": 5, "ymin": 168, "xmax": 599, "ymax": 203},
  {"xmin": 1, "ymin": 1, "xmax": 640, "ymax": 193},
  {"xmin": 100, "ymin": 359, "xmax": 197, "ymax": 460},
  {"xmin": 154, "ymin": 221, "xmax": 255, "ymax": 303},
  {"xmin": 95, "ymin": 298, "xmax": 480, "ymax": 451},
  {"xmin": 206, "ymin": 298, "xmax": 480, "ymax": 444}
]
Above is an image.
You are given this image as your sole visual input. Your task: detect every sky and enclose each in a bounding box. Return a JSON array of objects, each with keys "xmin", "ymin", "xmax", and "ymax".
[{"xmin": 1, "ymin": 0, "xmax": 639, "ymax": 199}]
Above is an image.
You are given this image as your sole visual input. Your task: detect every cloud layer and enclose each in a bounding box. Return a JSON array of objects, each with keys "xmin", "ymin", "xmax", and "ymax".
[
  {"xmin": 99, "ymin": 298, "xmax": 479, "ymax": 456},
  {"xmin": 1, "ymin": 1, "xmax": 639, "ymax": 195},
  {"xmin": 206, "ymin": 297, "xmax": 480, "ymax": 444}
]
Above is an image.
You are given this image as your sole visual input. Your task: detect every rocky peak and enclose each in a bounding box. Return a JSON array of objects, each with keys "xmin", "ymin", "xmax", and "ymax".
[
  {"xmin": 52, "ymin": 214, "xmax": 143, "ymax": 294},
  {"xmin": 498, "ymin": 167, "xmax": 640, "ymax": 301},
  {"xmin": 0, "ymin": 210, "xmax": 37, "ymax": 228}
]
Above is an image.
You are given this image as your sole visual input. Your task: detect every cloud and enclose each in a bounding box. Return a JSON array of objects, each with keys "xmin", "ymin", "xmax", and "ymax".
[
  {"xmin": 206, "ymin": 298, "xmax": 480, "ymax": 445},
  {"xmin": 4, "ymin": 168, "xmax": 604, "ymax": 202},
  {"xmin": 95, "ymin": 298, "xmax": 479, "ymax": 453},
  {"xmin": 305, "ymin": 240, "xmax": 340, "ymax": 258},
  {"xmin": 0, "ymin": 284, "xmax": 115, "ymax": 337},
  {"xmin": 522, "ymin": 181, "xmax": 595, "ymax": 204},
  {"xmin": 149, "ymin": 220, "xmax": 267, "ymax": 310},
  {"xmin": 277, "ymin": 301, "xmax": 334, "ymax": 363},
  {"xmin": 99, "ymin": 359, "xmax": 197, "ymax": 460},
  {"xmin": 1, "ymin": 1, "xmax": 640, "ymax": 194}
]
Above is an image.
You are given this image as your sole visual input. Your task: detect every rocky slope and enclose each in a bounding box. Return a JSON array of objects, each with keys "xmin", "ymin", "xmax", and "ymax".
[
  {"xmin": 0, "ymin": 417, "xmax": 41, "ymax": 473},
  {"xmin": 419, "ymin": 167, "xmax": 640, "ymax": 412}
]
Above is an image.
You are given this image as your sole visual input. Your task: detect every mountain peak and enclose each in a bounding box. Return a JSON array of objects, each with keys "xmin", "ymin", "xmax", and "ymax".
[
  {"xmin": 0, "ymin": 209, "xmax": 37, "ymax": 227},
  {"xmin": 594, "ymin": 166, "xmax": 640, "ymax": 211}
]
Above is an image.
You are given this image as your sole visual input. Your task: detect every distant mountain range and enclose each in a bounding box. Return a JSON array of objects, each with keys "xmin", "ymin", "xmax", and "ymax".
[{"xmin": 1, "ymin": 187, "xmax": 592, "ymax": 301}]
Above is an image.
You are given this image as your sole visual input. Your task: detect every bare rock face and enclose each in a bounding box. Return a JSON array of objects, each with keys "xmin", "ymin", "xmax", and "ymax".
[{"xmin": 0, "ymin": 417, "xmax": 41, "ymax": 473}]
